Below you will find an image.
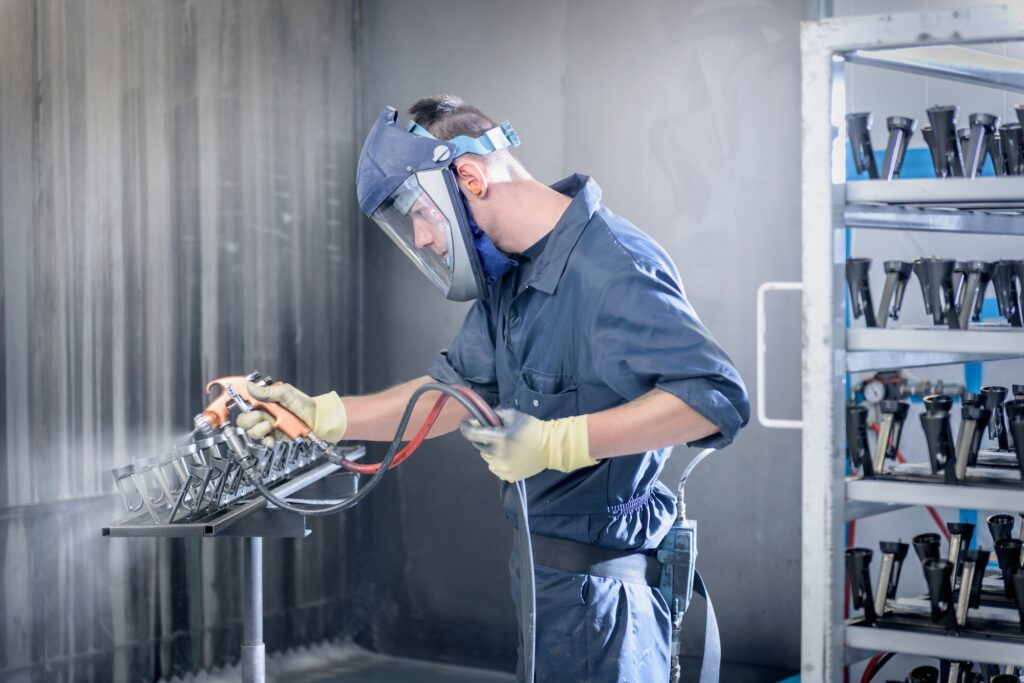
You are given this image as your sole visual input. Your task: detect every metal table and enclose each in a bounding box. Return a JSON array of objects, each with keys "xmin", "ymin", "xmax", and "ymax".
[{"xmin": 103, "ymin": 446, "xmax": 365, "ymax": 683}]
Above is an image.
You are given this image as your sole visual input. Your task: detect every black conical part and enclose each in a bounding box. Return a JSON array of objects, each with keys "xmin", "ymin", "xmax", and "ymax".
[
  {"xmin": 845, "ymin": 547, "xmax": 876, "ymax": 621},
  {"xmin": 907, "ymin": 666, "xmax": 938, "ymax": 683},
  {"xmin": 1013, "ymin": 572, "xmax": 1024, "ymax": 632},
  {"xmin": 921, "ymin": 412, "xmax": 955, "ymax": 477},
  {"xmin": 846, "ymin": 403, "xmax": 871, "ymax": 474},
  {"xmin": 989, "ymin": 514, "xmax": 1015, "ymax": 542},
  {"xmin": 966, "ymin": 548, "xmax": 990, "ymax": 608},
  {"xmin": 922, "ymin": 558, "xmax": 954, "ymax": 622},
  {"xmin": 947, "ymin": 522, "xmax": 975, "ymax": 548},
  {"xmin": 924, "ymin": 394, "xmax": 953, "ymax": 415},
  {"xmin": 913, "ymin": 532, "xmax": 941, "ymax": 565},
  {"xmin": 995, "ymin": 538, "xmax": 1023, "ymax": 597}
]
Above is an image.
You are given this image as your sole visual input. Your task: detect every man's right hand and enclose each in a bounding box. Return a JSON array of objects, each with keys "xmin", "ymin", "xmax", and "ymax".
[{"xmin": 236, "ymin": 382, "xmax": 348, "ymax": 447}]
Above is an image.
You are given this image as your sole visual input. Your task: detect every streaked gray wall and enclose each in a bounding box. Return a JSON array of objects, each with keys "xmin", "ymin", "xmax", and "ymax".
[
  {"xmin": 0, "ymin": 1, "xmax": 359, "ymax": 680},
  {"xmin": 356, "ymin": 0, "xmax": 805, "ymax": 679}
]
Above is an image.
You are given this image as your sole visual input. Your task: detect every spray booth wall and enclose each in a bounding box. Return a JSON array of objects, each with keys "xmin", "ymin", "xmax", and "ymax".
[
  {"xmin": 0, "ymin": 1, "xmax": 359, "ymax": 680},
  {"xmin": 356, "ymin": 0, "xmax": 806, "ymax": 679}
]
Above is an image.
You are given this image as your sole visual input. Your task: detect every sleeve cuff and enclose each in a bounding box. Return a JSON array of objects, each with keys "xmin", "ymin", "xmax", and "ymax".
[
  {"xmin": 311, "ymin": 391, "xmax": 348, "ymax": 442},
  {"xmin": 656, "ymin": 378, "xmax": 746, "ymax": 449}
]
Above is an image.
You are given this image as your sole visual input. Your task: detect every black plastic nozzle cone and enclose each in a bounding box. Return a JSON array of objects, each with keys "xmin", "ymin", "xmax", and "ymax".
[
  {"xmin": 1016, "ymin": 103, "xmax": 1024, "ymax": 128},
  {"xmin": 947, "ymin": 522, "xmax": 975, "ymax": 548},
  {"xmin": 1013, "ymin": 572, "xmax": 1024, "ymax": 632},
  {"xmin": 926, "ymin": 105, "xmax": 962, "ymax": 177},
  {"xmin": 988, "ymin": 514, "xmax": 1015, "ymax": 542},
  {"xmin": 846, "ymin": 112, "xmax": 879, "ymax": 179},
  {"xmin": 913, "ymin": 532, "xmax": 941, "ymax": 566},
  {"xmin": 882, "ymin": 116, "xmax": 916, "ymax": 179},
  {"xmin": 846, "ymin": 403, "xmax": 871, "ymax": 474},
  {"xmin": 925, "ymin": 258, "xmax": 956, "ymax": 326},
  {"xmin": 922, "ymin": 558, "xmax": 954, "ymax": 623},
  {"xmin": 982, "ymin": 385, "xmax": 1010, "ymax": 451},
  {"xmin": 921, "ymin": 411, "xmax": 955, "ymax": 477},
  {"xmin": 995, "ymin": 537, "xmax": 1023, "ymax": 597},
  {"xmin": 844, "ymin": 547, "xmax": 875, "ymax": 618},
  {"xmin": 924, "ymin": 394, "xmax": 953, "ymax": 415},
  {"xmin": 964, "ymin": 548, "xmax": 990, "ymax": 609},
  {"xmin": 845, "ymin": 258, "xmax": 876, "ymax": 326},
  {"xmin": 1001, "ymin": 123, "xmax": 1024, "ymax": 175},
  {"xmin": 965, "ymin": 112, "xmax": 1000, "ymax": 178},
  {"xmin": 907, "ymin": 666, "xmax": 939, "ymax": 683}
]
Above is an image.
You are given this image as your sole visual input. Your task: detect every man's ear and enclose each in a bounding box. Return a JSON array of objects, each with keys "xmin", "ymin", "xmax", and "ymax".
[{"xmin": 454, "ymin": 158, "xmax": 488, "ymax": 198}]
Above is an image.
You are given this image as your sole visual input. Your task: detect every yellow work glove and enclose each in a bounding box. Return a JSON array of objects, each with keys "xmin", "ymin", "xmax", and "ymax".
[
  {"xmin": 235, "ymin": 381, "xmax": 347, "ymax": 447},
  {"xmin": 459, "ymin": 408, "xmax": 598, "ymax": 482}
]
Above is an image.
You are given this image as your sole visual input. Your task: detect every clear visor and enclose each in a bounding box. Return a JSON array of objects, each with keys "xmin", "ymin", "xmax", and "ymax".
[{"xmin": 371, "ymin": 175, "xmax": 456, "ymax": 292}]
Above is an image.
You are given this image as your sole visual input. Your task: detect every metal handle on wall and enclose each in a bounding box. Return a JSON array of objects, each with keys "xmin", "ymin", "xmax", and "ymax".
[{"xmin": 756, "ymin": 281, "xmax": 804, "ymax": 430}]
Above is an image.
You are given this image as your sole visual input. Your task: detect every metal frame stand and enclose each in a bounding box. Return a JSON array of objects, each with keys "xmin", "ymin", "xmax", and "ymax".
[
  {"xmin": 104, "ymin": 451, "xmax": 364, "ymax": 683},
  {"xmin": 242, "ymin": 537, "xmax": 266, "ymax": 683}
]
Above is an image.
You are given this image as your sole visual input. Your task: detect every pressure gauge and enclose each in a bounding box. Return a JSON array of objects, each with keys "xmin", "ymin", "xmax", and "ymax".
[{"xmin": 863, "ymin": 380, "xmax": 887, "ymax": 404}]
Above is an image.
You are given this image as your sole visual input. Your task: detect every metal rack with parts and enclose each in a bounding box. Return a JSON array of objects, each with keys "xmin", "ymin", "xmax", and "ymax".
[{"xmin": 758, "ymin": 7, "xmax": 1024, "ymax": 680}]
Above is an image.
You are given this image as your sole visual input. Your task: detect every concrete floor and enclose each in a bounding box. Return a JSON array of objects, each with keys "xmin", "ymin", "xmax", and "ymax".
[
  {"xmin": 160, "ymin": 640, "xmax": 795, "ymax": 683},
  {"xmin": 161, "ymin": 642, "xmax": 514, "ymax": 683}
]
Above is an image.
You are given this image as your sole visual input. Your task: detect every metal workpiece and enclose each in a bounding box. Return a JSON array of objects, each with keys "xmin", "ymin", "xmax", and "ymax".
[
  {"xmin": 954, "ymin": 400, "xmax": 989, "ymax": 475},
  {"xmin": 922, "ymin": 127, "xmax": 943, "ymax": 178},
  {"xmin": 877, "ymin": 261, "xmax": 912, "ymax": 327},
  {"xmin": 1001, "ymin": 123, "xmax": 1024, "ymax": 175},
  {"xmin": 945, "ymin": 522, "xmax": 974, "ymax": 581},
  {"xmin": 845, "ymin": 547, "xmax": 877, "ymax": 624},
  {"xmin": 954, "ymin": 553, "xmax": 978, "ymax": 626},
  {"xmin": 921, "ymin": 395, "xmax": 957, "ymax": 482},
  {"xmin": 913, "ymin": 257, "xmax": 956, "ymax": 326},
  {"xmin": 992, "ymin": 261, "xmax": 1023, "ymax": 327},
  {"xmin": 981, "ymin": 386, "xmax": 1011, "ymax": 452},
  {"xmin": 964, "ymin": 113, "xmax": 1000, "ymax": 179},
  {"xmin": 926, "ymin": 105, "xmax": 965, "ymax": 178},
  {"xmin": 881, "ymin": 116, "xmax": 916, "ymax": 180},
  {"xmin": 846, "ymin": 112, "xmax": 878, "ymax": 179},
  {"xmin": 872, "ymin": 400, "xmax": 909, "ymax": 474},
  {"xmin": 1014, "ymin": 572, "xmax": 1024, "ymax": 633},
  {"xmin": 954, "ymin": 261, "xmax": 992, "ymax": 330},
  {"xmin": 845, "ymin": 257, "xmax": 877, "ymax": 327},
  {"xmin": 846, "ymin": 403, "xmax": 873, "ymax": 476},
  {"xmin": 873, "ymin": 540, "xmax": 909, "ymax": 617}
]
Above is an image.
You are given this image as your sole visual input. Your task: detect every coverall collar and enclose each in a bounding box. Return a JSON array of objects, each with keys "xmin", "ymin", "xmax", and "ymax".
[{"xmin": 522, "ymin": 174, "xmax": 602, "ymax": 295}]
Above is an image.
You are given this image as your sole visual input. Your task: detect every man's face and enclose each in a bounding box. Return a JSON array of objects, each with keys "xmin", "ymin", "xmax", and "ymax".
[{"xmin": 408, "ymin": 193, "xmax": 450, "ymax": 263}]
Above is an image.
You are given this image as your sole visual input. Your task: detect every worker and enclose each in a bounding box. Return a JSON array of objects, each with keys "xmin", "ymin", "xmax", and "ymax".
[{"xmin": 237, "ymin": 96, "xmax": 749, "ymax": 682}]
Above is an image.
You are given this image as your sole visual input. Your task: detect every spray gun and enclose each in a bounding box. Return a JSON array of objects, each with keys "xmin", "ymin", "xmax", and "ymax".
[{"xmin": 193, "ymin": 372, "xmax": 347, "ymax": 473}]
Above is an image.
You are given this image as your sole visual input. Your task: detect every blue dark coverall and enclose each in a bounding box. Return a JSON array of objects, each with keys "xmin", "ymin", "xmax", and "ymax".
[{"xmin": 430, "ymin": 174, "xmax": 749, "ymax": 682}]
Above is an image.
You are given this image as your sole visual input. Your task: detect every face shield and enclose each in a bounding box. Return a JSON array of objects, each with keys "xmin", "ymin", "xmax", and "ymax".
[
  {"xmin": 356, "ymin": 107, "xmax": 521, "ymax": 302},
  {"xmin": 370, "ymin": 170, "xmax": 476, "ymax": 298}
]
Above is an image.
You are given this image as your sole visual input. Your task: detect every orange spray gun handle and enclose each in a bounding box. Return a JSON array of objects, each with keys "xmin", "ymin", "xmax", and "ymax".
[{"xmin": 196, "ymin": 375, "xmax": 312, "ymax": 441}]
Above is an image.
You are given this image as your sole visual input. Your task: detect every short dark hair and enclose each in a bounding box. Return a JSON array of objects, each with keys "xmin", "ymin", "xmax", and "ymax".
[{"xmin": 408, "ymin": 95, "xmax": 497, "ymax": 141}]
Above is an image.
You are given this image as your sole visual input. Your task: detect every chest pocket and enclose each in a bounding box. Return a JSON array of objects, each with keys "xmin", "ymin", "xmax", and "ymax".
[{"xmin": 515, "ymin": 366, "xmax": 579, "ymax": 420}]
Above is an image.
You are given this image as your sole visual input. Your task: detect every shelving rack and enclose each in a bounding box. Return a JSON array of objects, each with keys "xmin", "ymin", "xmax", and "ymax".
[{"xmin": 799, "ymin": 7, "xmax": 1024, "ymax": 680}]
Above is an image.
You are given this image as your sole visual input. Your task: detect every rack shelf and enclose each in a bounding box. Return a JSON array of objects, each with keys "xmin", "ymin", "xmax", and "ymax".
[
  {"xmin": 846, "ymin": 625, "xmax": 1024, "ymax": 663},
  {"xmin": 846, "ymin": 478, "xmax": 1024, "ymax": 517},
  {"xmin": 847, "ymin": 327, "xmax": 1024, "ymax": 358},
  {"xmin": 845, "ymin": 203, "xmax": 1024, "ymax": 237},
  {"xmin": 801, "ymin": 8, "xmax": 1024, "ymax": 679},
  {"xmin": 846, "ymin": 178, "xmax": 1024, "ymax": 210},
  {"xmin": 844, "ymin": 44, "xmax": 1024, "ymax": 94}
]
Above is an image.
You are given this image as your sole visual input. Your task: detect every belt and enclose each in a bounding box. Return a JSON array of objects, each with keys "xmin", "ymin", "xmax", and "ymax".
[{"xmin": 529, "ymin": 533, "xmax": 661, "ymax": 587}]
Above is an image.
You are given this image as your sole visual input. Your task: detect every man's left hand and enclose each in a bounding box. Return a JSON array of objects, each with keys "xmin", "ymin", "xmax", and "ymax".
[{"xmin": 459, "ymin": 408, "xmax": 598, "ymax": 482}]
